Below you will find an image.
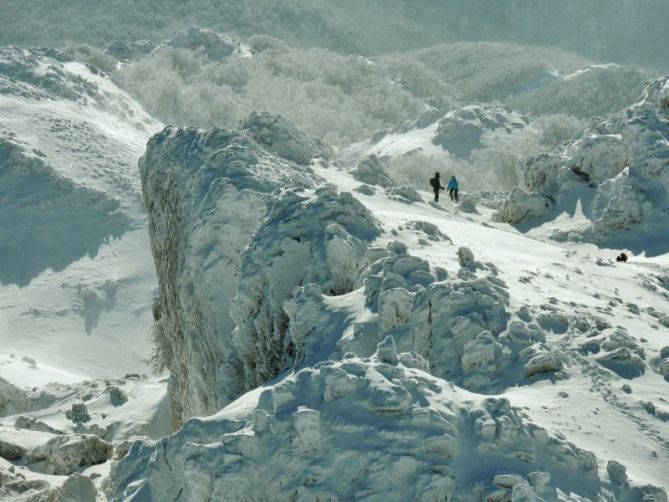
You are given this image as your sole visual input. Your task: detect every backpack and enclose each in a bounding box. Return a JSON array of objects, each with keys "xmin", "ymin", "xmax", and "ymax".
[{"xmin": 430, "ymin": 177, "xmax": 438, "ymax": 189}]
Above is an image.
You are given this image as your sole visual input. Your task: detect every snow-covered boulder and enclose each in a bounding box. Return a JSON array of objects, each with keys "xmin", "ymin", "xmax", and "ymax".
[
  {"xmin": 496, "ymin": 187, "xmax": 550, "ymax": 224},
  {"xmin": 519, "ymin": 344, "xmax": 563, "ymax": 378},
  {"xmin": 0, "ymin": 377, "xmax": 31, "ymax": 417},
  {"xmin": 0, "ymin": 439, "xmax": 26, "ymax": 461},
  {"xmin": 65, "ymin": 403, "xmax": 91, "ymax": 424},
  {"xmin": 104, "ymin": 39, "xmax": 156, "ymax": 61},
  {"xmin": 108, "ymin": 386, "xmax": 128, "ymax": 407},
  {"xmin": 27, "ymin": 434, "xmax": 112, "ymax": 475},
  {"xmin": 108, "ymin": 357, "xmax": 608, "ymax": 501},
  {"xmin": 385, "ymin": 185, "xmax": 423, "ymax": 204},
  {"xmin": 361, "ymin": 246, "xmax": 520, "ymax": 391},
  {"xmin": 351, "ymin": 154, "xmax": 393, "ymax": 187},
  {"xmin": 59, "ymin": 473, "xmax": 97, "ymax": 502},
  {"xmin": 432, "ymin": 104, "xmax": 530, "ymax": 160},
  {"xmin": 597, "ymin": 347, "xmax": 646, "ymax": 378},
  {"xmin": 230, "ymin": 187, "xmax": 380, "ymax": 389},
  {"xmin": 240, "ymin": 111, "xmax": 334, "ymax": 164}
]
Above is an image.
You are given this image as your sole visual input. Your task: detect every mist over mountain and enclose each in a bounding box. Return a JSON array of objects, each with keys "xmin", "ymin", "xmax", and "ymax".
[{"xmin": 3, "ymin": 0, "xmax": 669, "ymax": 68}]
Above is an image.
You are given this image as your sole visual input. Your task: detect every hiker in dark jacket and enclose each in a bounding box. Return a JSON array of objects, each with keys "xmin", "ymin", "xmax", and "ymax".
[
  {"xmin": 430, "ymin": 172, "xmax": 445, "ymax": 202},
  {"xmin": 447, "ymin": 175, "xmax": 459, "ymax": 202}
]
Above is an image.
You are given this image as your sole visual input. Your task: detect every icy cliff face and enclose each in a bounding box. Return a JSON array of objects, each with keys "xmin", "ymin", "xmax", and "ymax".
[
  {"xmin": 498, "ymin": 77, "xmax": 669, "ymax": 253},
  {"xmin": 142, "ymin": 113, "xmax": 376, "ymax": 427}
]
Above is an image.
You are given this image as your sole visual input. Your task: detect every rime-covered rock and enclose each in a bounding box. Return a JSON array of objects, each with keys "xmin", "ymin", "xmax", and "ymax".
[
  {"xmin": 496, "ymin": 188, "xmax": 550, "ymax": 224},
  {"xmin": 240, "ymin": 111, "xmax": 334, "ymax": 164},
  {"xmin": 500, "ymin": 77, "xmax": 669, "ymax": 250},
  {"xmin": 27, "ymin": 434, "xmax": 112, "ymax": 475},
  {"xmin": 65, "ymin": 403, "xmax": 91, "ymax": 424},
  {"xmin": 104, "ymin": 39, "xmax": 156, "ymax": 61},
  {"xmin": 385, "ymin": 185, "xmax": 423, "ymax": 204},
  {"xmin": 431, "ymin": 105, "xmax": 530, "ymax": 160},
  {"xmin": 142, "ymin": 116, "xmax": 377, "ymax": 426},
  {"xmin": 352, "ymin": 154, "xmax": 393, "ymax": 188},
  {"xmin": 154, "ymin": 26, "xmax": 248, "ymax": 62},
  {"xmin": 109, "ymin": 358, "xmax": 611, "ymax": 501},
  {"xmin": 520, "ymin": 345, "xmax": 562, "ymax": 378},
  {"xmin": 59, "ymin": 473, "xmax": 97, "ymax": 502},
  {"xmin": 597, "ymin": 347, "xmax": 645, "ymax": 378},
  {"xmin": 0, "ymin": 439, "xmax": 27, "ymax": 461}
]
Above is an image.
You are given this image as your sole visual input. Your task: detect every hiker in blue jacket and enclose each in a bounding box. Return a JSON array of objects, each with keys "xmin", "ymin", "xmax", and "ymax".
[{"xmin": 447, "ymin": 175, "xmax": 459, "ymax": 202}]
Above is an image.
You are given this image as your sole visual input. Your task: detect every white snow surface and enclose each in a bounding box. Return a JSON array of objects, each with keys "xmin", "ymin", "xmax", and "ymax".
[
  {"xmin": 0, "ymin": 47, "xmax": 169, "ymax": 500},
  {"xmin": 111, "ymin": 109, "xmax": 669, "ymax": 500},
  {"xmin": 0, "ymin": 46, "xmax": 162, "ymax": 378}
]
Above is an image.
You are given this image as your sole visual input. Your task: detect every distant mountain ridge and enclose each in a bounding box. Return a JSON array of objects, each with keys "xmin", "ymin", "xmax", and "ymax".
[{"xmin": 2, "ymin": 0, "xmax": 669, "ymax": 67}]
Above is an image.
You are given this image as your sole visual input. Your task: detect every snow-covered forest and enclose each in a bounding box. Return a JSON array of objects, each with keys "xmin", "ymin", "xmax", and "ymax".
[{"xmin": 1, "ymin": 2, "xmax": 668, "ymax": 501}]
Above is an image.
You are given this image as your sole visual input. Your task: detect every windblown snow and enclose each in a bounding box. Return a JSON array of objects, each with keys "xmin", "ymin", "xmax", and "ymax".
[{"xmin": 1, "ymin": 33, "xmax": 668, "ymax": 502}]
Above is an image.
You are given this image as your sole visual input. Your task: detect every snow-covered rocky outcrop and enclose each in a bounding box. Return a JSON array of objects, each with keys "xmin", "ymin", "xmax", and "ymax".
[
  {"xmin": 142, "ymin": 112, "xmax": 377, "ymax": 427},
  {"xmin": 497, "ymin": 77, "xmax": 669, "ymax": 253},
  {"xmin": 156, "ymin": 26, "xmax": 251, "ymax": 61},
  {"xmin": 109, "ymin": 350, "xmax": 665, "ymax": 501},
  {"xmin": 133, "ymin": 111, "xmax": 669, "ymax": 498}
]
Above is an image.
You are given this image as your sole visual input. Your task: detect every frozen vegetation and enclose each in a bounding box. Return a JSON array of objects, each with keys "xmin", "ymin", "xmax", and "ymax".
[
  {"xmin": 0, "ymin": 7, "xmax": 668, "ymax": 502},
  {"xmin": 3, "ymin": 1, "xmax": 669, "ymax": 67}
]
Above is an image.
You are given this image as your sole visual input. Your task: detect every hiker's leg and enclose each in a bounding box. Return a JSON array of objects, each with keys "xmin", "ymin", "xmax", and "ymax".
[{"xmin": 455, "ymin": 189, "xmax": 459, "ymax": 201}]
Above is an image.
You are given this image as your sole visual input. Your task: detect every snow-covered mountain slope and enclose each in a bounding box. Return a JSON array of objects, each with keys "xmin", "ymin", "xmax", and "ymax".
[
  {"xmin": 0, "ymin": 46, "xmax": 169, "ymax": 499},
  {"xmin": 0, "ymin": 46, "xmax": 161, "ymax": 378},
  {"xmin": 108, "ymin": 113, "xmax": 669, "ymax": 500},
  {"xmin": 346, "ymin": 104, "xmax": 531, "ymax": 163},
  {"xmin": 342, "ymin": 104, "xmax": 541, "ymax": 191},
  {"xmin": 498, "ymin": 77, "xmax": 669, "ymax": 256}
]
